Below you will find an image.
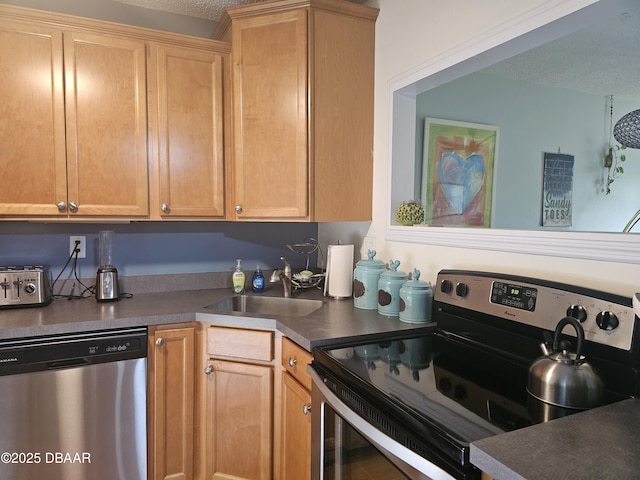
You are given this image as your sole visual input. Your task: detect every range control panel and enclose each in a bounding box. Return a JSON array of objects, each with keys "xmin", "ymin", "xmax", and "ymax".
[
  {"xmin": 0, "ymin": 266, "xmax": 51, "ymax": 308},
  {"xmin": 435, "ymin": 270, "xmax": 635, "ymax": 351}
]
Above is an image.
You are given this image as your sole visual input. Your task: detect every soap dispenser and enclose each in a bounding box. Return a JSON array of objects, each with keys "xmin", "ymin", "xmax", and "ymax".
[
  {"xmin": 252, "ymin": 266, "xmax": 265, "ymax": 293},
  {"xmin": 232, "ymin": 259, "xmax": 245, "ymax": 294}
]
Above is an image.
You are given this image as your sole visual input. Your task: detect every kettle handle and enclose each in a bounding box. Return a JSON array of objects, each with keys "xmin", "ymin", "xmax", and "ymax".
[{"xmin": 552, "ymin": 317, "xmax": 584, "ymax": 364}]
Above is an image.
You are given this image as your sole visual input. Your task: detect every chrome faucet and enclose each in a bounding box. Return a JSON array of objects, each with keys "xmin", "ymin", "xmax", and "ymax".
[{"xmin": 269, "ymin": 256, "xmax": 293, "ymax": 297}]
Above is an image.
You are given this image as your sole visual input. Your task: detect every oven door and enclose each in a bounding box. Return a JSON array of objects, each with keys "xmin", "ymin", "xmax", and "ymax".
[{"xmin": 310, "ymin": 368, "xmax": 456, "ymax": 480}]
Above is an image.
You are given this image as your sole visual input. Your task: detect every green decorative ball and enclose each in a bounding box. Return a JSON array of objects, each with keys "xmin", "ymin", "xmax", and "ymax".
[{"xmin": 395, "ymin": 201, "xmax": 424, "ymax": 226}]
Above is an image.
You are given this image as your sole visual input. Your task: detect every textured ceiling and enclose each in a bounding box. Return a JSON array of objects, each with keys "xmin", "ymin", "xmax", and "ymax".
[
  {"xmin": 111, "ymin": 0, "xmax": 639, "ymax": 101},
  {"xmin": 484, "ymin": 5, "xmax": 640, "ymax": 100},
  {"xmin": 113, "ymin": 0, "xmax": 367, "ymax": 21},
  {"xmin": 112, "ymin": 0, "xmax": 258, "ymax": 20}
]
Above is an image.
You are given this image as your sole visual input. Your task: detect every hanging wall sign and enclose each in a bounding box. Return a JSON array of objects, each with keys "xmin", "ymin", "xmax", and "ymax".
[{"xmin": 542, "ymin": 152, "xmax": 574, "ymax": 227}]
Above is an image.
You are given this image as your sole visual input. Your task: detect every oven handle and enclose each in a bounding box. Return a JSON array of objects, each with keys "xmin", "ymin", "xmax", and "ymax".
[{"xmin": 309, "ymin": 366, "xmax": 456, "ymax": 480}]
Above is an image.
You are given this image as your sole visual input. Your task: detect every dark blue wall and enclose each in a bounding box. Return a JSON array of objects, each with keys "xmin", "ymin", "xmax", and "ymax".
[{"xmin": 0, "ymin": 222, "xmax": 319, "ymax": 279}]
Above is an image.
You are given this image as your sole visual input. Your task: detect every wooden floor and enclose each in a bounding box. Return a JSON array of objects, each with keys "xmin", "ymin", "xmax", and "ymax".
[{"xmin": 325, "ymin": 446, "xmax": 408, "ymax": 480}]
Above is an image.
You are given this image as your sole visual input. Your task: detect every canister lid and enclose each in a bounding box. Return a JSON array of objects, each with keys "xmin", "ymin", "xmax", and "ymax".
[
  {"xmin": 401, "ymin": 269, "xmax": 432, "ymax": 290},
  {"xmin": 379, "ymin": 259, "xmax": 407, "ymax": 279},
  {"xmin": 355, "ymin": 250, "xmax": 386, "ymax": 268}
]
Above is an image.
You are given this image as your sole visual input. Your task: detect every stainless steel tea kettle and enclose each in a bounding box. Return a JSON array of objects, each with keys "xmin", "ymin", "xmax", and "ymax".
[{"xmin": 527, "ymin": 317, "xmax": 604, "ymax": 413}]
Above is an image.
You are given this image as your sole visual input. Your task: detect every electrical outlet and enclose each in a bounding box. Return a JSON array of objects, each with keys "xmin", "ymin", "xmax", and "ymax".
[
  {"xmin": 69, "ymin": 236, "xmax": 86, "ymax": 259},
  {"xmin": 364, "ymin": 236, "xmax": 376, "ymax": 253}
]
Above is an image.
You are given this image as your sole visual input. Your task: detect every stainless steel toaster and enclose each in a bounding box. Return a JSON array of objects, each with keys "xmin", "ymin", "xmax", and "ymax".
[{"xmin": 0, "ymin": 266, "xmax": 51, "ymax": 308}]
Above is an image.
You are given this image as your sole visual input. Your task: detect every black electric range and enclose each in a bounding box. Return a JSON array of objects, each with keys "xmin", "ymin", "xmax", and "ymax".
[{"xmin": 311, "ymin": 270, "xmax": 640, "ymax": 479}]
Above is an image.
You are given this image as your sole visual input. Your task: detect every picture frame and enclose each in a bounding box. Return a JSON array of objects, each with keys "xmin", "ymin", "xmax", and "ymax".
[
  {"xmin": 542, "ymin": 152, "xmax": 574, "ymax": 227},
  {"xmin": 422, "ymin": 118, "xmax": 498, "ymax": 227}
]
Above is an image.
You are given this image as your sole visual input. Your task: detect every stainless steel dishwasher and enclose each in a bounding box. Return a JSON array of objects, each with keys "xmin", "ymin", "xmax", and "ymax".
[{"xmin": 0, "ymin": 327, "xmax": 147, "ymax": 480}]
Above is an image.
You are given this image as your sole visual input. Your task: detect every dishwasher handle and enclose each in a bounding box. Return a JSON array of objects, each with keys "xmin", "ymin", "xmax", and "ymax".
[{"xmin": 48, "ymin": 357, "xmax": 91, "ymax": 370}]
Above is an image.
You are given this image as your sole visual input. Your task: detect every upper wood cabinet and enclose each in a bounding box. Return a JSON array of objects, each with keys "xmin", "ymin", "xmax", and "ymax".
[
  {"xmin": 64, "ymin": 31, "xmax": 149, "ymax": 217},
  {"xmin": 0, "ymin": 12, "xmax": 149, "ymax": 218},
  {"xmin": 1, "ymin": 1, "xmax": 377, "ymax": 223},
  {"xmin": 215, "ymin": 0, "xmax": 379, "ymax": 221},
  {"xmin": 147, "ymin": 43, "xmax": 228, "ymax": 219},
  {"xmin": 0, "ymin": 5, "xmax": 231, "ymax": 221},
  {"xmin": 0, "ymin": 20, "xmax": 66, "ymax": 217}
]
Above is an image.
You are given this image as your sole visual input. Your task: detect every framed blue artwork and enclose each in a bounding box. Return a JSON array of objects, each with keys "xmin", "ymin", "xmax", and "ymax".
[{"xmin": 422, "ymin": 118, "xmax": 498, "ymax": 227}]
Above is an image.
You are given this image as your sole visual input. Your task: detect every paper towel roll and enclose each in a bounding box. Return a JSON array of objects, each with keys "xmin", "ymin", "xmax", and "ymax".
[{"xmin": 325, "ymin": 244, "xmax": 354, "ymax": 299}]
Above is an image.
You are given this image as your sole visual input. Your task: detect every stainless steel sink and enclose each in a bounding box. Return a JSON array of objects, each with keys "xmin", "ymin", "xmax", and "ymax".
[{"xmin": 205, "ymin": 295, "xmax": 324, "ymax": 317}]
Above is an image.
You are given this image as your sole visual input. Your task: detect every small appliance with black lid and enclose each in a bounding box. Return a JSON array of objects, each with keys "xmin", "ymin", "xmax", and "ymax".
[{"xmin": 96, "ymin": 230, "xmax": 119, "ymax": 302}]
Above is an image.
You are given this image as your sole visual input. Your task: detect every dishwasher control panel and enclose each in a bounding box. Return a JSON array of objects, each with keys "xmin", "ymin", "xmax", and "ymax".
[{"xmin": 0, "ymin": 328, "xmax": 147, "ymax": 376}]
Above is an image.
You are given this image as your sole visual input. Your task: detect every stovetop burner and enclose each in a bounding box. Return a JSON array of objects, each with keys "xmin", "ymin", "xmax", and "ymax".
[{"xmin": 312, "ymin": 270, "xmax": 640, "ymax": 479}]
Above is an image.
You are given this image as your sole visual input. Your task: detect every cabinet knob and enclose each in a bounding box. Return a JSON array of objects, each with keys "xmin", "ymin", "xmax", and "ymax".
[
  {"xmin": 288, "ymin": 357, "xmax": 297, "ymax": 367},
  {"xmin": 234, "ymin": 205, "xmax": 243, "ymax": 214},
  {"xmin": 302, "ymin": 405, "xmax": 311, "ymax": 415},
  {"xmin": 69, "ymin": 202, "xmax": 78, "ymax": 213},
  {"xmin": 161, "ymin": 203, "xmax": 170, "ymax": 213},
  {"xmin": 56, "ymin": 202, "xmax": 67, "ymax": 212},
  {"xmin": 155, "ymin": 337, "xmax": 164, "ymax": 346},
  {"xmin": 204, "ymin": 365, "xmax": 213, "ymax": 375}
]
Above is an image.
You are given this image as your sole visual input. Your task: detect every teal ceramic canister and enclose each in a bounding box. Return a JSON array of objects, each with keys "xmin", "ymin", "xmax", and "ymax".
[
  {"xmin": 353, "ymin": 250, "xmax": 387, "ymax": 309},
  {"xmin": 377, "ymin": 260, "xmax": 407, "ymax": 317},
  {"xmin": 399, "ymin": 268, "xmax": 434, "ymax": 323}
]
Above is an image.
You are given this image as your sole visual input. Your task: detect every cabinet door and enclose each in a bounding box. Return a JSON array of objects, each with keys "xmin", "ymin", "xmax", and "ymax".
[
  {"xmin": 64, "ymin": 31, "xmax": 149, "ymax": 216},
  {"xmin": 0, "ymin": 20, "xmax": 67, "ymax": 216},
  {"xmin": 231, "ymin": 10, "xmax": 309, "ymax": 220},
  {"xmin": 311, "ymin": 7, "xmax": 376, "ymax": 221},
  {"xmin": 204, "ymin": 359, "xmax": 273, "ymax": 480},
  {"xmin": 281, "ymin": 372, "xmax": 311, "ymax": 480},
  {"xmin": 148, "ymin": 325, "xmax": 196, "ymax": 480},
  {"xmin": 150, "ymin": 44, "xmax": 225, "ymax": 218}
]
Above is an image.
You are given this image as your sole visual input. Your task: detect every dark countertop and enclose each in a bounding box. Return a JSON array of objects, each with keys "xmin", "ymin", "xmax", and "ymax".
[
  {"xmin": 0, "ymin": 287, "xmax": 430, "ymax": 350},
  {"xmin": 7, "ymin": 286, "xmax": 639, "ymax": 480},
  {"xmin": 470, "ymin": 398, "xmax": 640, "ymax": 480}
]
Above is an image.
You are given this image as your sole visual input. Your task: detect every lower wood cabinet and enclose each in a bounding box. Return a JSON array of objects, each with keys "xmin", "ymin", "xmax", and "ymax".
[
  {"xmin": 279, "ymin": 337, "xmax": 313, "ymax": 480},
  {"xmin": 147, "ymin": 323, "xmax": 318, "ymax": 480},
  {"xmin": 200, "ymin": 326, "xmax": 275, "ymax": 480},
  {"xmin": 148, "ymin": 323, "xmax": 198, "ymax": 480},
  {"xmin": 280, "ymin": 372, "xmax": 311, "ymax": 480}
]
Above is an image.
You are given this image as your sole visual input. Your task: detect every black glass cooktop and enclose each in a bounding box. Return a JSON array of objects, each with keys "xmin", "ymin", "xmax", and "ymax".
[
  {"xmin": 313, "ymin": 323, "xmax": 635, "ymax": 479},
  {"xmin": 315, "ymin": 330, "xmax": 532, "ymax": 447}
]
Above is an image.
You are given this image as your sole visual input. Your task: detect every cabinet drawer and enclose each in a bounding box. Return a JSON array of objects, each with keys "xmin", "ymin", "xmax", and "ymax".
[
  {"xmin": 282, "ymin": 337, "xmax": 312, "ymax": 390},
  {"xmin": 207, "ymin": 326, "xmax": 273, "ymax": 362}
]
